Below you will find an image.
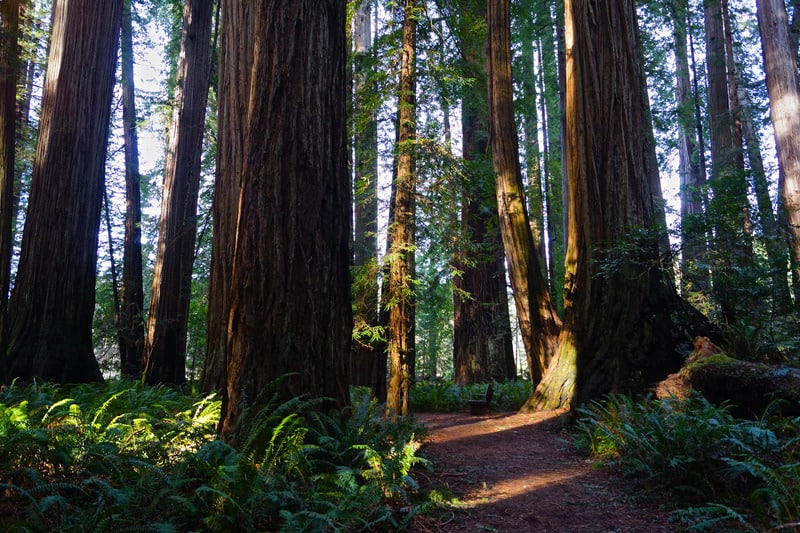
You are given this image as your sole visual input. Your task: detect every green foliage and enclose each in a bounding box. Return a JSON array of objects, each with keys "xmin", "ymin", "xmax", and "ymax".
[
  {"xmin": 0, "ymin": 380, "xmax": 430, "ymax": 532},
  {"xmin": 575, "ymin": 393, "xmax": 800, "ymax": 531},
  {"xmin": 410, "ymin": 379, "xmax": 531, "ymax": 413}
]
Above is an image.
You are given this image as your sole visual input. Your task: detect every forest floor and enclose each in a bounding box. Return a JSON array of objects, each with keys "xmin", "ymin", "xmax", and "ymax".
[{"xmin": 413, "ymin": 410, "xmax": 680, "ymax": 532}]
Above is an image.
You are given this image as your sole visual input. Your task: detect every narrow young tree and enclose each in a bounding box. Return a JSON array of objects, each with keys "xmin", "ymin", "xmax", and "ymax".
[
  {"xmin": 671, "ymin": 0, "xmax": 709, "ymax": 295},
  {"xmin": 117, "ymin": 0, "xmax": 145, "ymax": 378},
  {"xmin": 4, "ymin": 0, "xmax": 123, "ymax": 383},
  {"xmin": 351, "ymin": 0, "xmax": 381, "ymax": 389},
  {"xmin": 532, "ymin": 0, "xmax": 709, "ymax": 409},
  {"xmin": 486, "ymin": 0, "xmax": 560, "ymax": 389},
  {"xmin": 220, "ymin": 0, "xmax": 351, "ymax": 439},
  {"xmin": 756, "ymin": 0, "xmax": 800, "ymax": 309},
  {"xmin": 0, "ymin": 0, "xmax": 21, "ymax": 365},
  {"xmin": 703, "ymin": 0, "xmax": 751, "ymax": 323},
  {"xmin": 144, "ymin": 0, "xmax": 214, "ymax": 385},
  {"xmin": 386, "ymin": 0, "xmax": 417, "ymax": 418}
]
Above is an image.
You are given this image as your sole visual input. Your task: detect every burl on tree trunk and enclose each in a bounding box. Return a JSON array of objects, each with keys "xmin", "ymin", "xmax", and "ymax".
[{"xmin": 655, "ymin": 337, "xmax": 800, "ymax": 418}]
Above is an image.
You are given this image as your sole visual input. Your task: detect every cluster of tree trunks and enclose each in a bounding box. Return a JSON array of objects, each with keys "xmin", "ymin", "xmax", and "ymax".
[{"xmin": 1, "ymin": 0, "xmax": 798, "ymax": 440}]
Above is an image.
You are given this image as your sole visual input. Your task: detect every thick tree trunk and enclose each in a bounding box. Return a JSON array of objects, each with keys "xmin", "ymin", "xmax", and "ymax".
[
  {"xmin": 220, "ymin": 0, "xmax": 351, "ymax": 440},
  {"xmin": 756, "ymin": 0, "xmax": 800, "ymax": 313},
  {"xmin": 144, "ymin": 0, "xmax": 214, "ymax": 385},
  {"xmin": 532, "ymin": 0, "xmax": 707, "ymax": 410},
  {"xmin": 386, "ymin": 0, "xmax": 417, "ymax": 418},
  {"xmin": 672, "ymin": 0, "xmax": 710, "ymax": 295},
  {"xmin": 5, "ymin": 0, "xmax": 123, "ymax": 383},
  {"xmin": 118, "ymin": 0, "xmax": 145, "ymax": 378},
  {"xmin": 486, "ymin": 0, "xmax": 560, "ymax": 390},
  {"xmin": 0, "ymin": 0, "xmax": 21, "ymax": 377},
  {"xmin": 201, "ymin": 1, "xmax": 254, "ymax": 394},
  {"xmin": 351, "ymin": 0, "xmax": 381, "ymax": 390}
]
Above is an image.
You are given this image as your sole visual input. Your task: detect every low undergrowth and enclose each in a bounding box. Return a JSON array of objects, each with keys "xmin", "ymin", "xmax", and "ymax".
[
  {"xmin": 409, "ymin": 378, "xmax": 531, "ymax": 412},
  {"xmin": 0, "ymin": 380, "xmax": 429, "ymax": 532},
  {"xmin": 575, "ymin": 393, "xmax": 800, "ymax": 531}
]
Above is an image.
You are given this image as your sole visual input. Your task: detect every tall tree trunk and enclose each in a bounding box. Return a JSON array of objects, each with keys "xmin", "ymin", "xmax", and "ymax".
[
  {"xmin": 756, "ymin": 0, "xmax": 800, "ymax": 312},
  {"xmin": 4, "ymin": 0, "xmax": 123, "ymax": 383},
  {"xmin": 486, "ymin": 0, "xmax": 560, "ymax": 392},
  {"xmin": 451, "ymin": 2, "xmax": 514, "ymax": 385},
  {"xmin": 201, "ymin": 0, "xmax": 254, "ymax": 394},
  {"xmin": 220, "ymin": 0, "xmax": 351, "ymax": 440},
  {"xmin": 532, "ymin": 0, "xmax": 708, "ymax": 410},
  {"xmin": 538, "ymin": 2, "xmax": 565, "ymax": 309},
  {"xmin": 671, "ymin": 0, "xmax": 710, "ymax": 295},
  {"xmin": 0, "ymin": 0, "xmax": 21, "ymax": 378},
  {"xmin": 518, "ymin": 19, "xmax": 546, "ymax": 269},
  {"xmin": 144, "ymin": 0, "xmax": 214, "ymax": 385},
  {"xmin": 791, "ymin": 0, "xmax": 800, "ymax": 60},
  {"xmin": 386, "ymin": 0, "xmax": 417, "ymax": 418},
  {"xmin": 351, "ymin": 0, "xmax": 381, "ymax": 390},
  {"xmin": 118, "ymin": 0, "xmax": 144, "ymax": 378},
  {"xmin": 738, "ymin": 86, "xmax": 792, "ymax": 313},
  {"xmin": 703, "ymin": 0, "xmax": 751, "ymax": 324}
]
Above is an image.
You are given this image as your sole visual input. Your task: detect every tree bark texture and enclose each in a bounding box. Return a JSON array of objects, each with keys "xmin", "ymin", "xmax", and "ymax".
[
  {"xmin": 118, "ymin": 0, "xmax": 145, "ymax": 378},
  {"xmin": 486, "ymin": 0, "xmax": 560, "ymax": 389},
  {"xmin": 0, "ymin": 0, "xmax": 21, "ymax": 379},
  {"xmin": 220, "ymin": 0, "xmax": 351, "ymax": 439},
  {"xmin": 386, "ymin": 0, "xmax": 417, "ymax": 418},
  {"xmin": 5, "ymin": 0, "xmax": 123, "ymax": 383},
  {"xmin": 144, "ymin": 0, "xmax": 214, "ymax": 385},
  {"xmin": 201, "ymin": 0, "xmax": 253, "ymax": 394},
  {"xmin": 757, "ymin": 0, "xmax": 800, "ymax": 312},
  {"xmin": 532, "ymin": 0, "xmax": 699, "ymax": 410}
]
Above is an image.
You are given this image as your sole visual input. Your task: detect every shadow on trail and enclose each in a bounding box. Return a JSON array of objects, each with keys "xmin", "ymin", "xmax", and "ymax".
[{"xmin": 415, "ymin": 411, "xmax": 677, "ymax": 532}]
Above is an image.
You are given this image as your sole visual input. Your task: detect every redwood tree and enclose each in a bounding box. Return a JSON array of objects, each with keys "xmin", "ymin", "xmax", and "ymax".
[
  {"xmin": 201, "ymin": 0, "xmax": 254, "ymax": 394},
  {"xmin": 486, "ymin": 0, "xmax": 560, "ymax": 390},
  {"xmin": 451, "ymin": 1, "xmax": 515, "ymax": 385},
  {"xmin": 117, "ymin": 0, "xmax": 145, "ymax": 378},
  {"xmin": 756, "ymin": 0, "xmax": 800, "ymax": 310},
  {"xmin": 0, "ymin": 0, "xmax": 21, "ymax": 369},
  {"xmin": 671, "ymin": 0, "xmax": 709, "ymax": 295},
  {"xmin": 220, "ymin": 0, "xmax": 351, "ymax": 440},
  {"xmin": 144, "ymin": 0, "xmax": 214, "ymax": 385},
  {"xmin": 386, "ymin": 0, "xmax": 418, "ymax": 418},
  {"xmin": 4, "ymin": 0, "xmax": 123, "ymax": 383},
  {"xmin": 351, "ymin": 0, "xmax": 381, "ymax": 390},
  {"xmin": 532, "ymin": 0, "xmax": 707, "ymax": 409}
]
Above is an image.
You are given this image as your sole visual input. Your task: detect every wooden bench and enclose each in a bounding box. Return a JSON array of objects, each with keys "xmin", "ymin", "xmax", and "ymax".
[{"xmin": 468, "ymin": 383, "xmax": 494, "ymax": 416}]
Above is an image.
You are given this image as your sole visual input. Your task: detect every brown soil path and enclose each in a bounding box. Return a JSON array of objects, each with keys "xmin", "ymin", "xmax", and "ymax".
[{"xmin": 415, "ymin": 410, "xmax": 679, "ymax": 532}]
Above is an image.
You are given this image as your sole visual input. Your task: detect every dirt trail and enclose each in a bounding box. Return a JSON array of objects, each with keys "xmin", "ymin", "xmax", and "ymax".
[{"xmin": 415, "ymin": 411, "xmax": 678, "ymax": 532}]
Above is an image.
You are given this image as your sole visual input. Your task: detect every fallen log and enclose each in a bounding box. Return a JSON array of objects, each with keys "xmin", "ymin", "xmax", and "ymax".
[{"xmin": 654, "ymin": 337, "xmax": 800, "ymax": 418}]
